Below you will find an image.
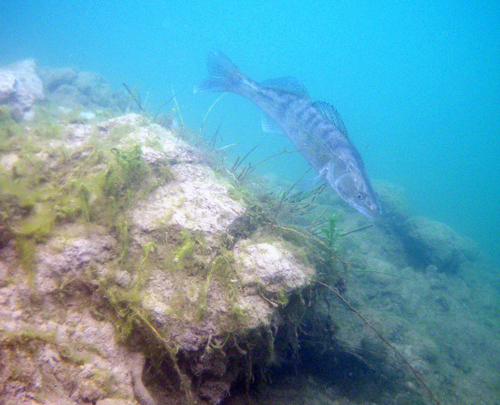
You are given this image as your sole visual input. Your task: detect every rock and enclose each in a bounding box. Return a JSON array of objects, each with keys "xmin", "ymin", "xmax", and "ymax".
[
  {"xmin": 0, "ymin": 246, "xmax": 137, "ymax": 405},
  {"xmin": 35, "ymin": 225, "xmax": 117, "ymax": 294},
  {"xmin": 233, "ymin": 239, "xmax": 315, "ymax": 327},
  {"xmin": 38, "ymin": 66, "xmax": 78, "ymax": 92},
  {"xmin": 0, "ymin": 59, "xmax": 44, "ymax": 120},
  {"xmin": 96, "ymin": 400, "xmax": 135, "ymax": 405},
  {"xmin": 234, "ymin": 240, "xmax": 314, "ymax": 295},
  {"xmin": 131, "ymin": 163, "xmax": 245, "ymax": 242},
  {"xmin": 74, "ymin": 71, "xmax": 108, "ymax": 103},
  {"xmin": 0, "ymin": 71, "xmax": 16, "ymax": 103},
  {"xmin": 0, "ymin": 112, "xmax": 319, "ymax": 405},
  {"xmin": 403, "ymin": 216, "xmax": 479, "ymax": 273},
  {"xmin": 34, "ymin": 64, "xmax": 130, "ymax": 111},
  {"xmin": 373, "ymin": 180, "xmax": 410, "ymax": 231},
  {"xmin": 129, "ymin": 119, "xmax": 244, "ymax": 248},
  {"xmin": 50, "ymin": 83, "xmax": 85, "ymax": 106},
  {"xmin": 98, "ymin": 112, "xmax": 146, "ymax": 130}
]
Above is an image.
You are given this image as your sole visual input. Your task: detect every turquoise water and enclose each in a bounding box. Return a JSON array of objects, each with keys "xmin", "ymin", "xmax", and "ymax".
[{"xmin": 2, "ymin": 0, "xmax": 499, "ymax": 261}]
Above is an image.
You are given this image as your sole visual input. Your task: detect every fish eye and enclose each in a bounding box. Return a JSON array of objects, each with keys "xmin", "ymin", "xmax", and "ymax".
[{"xmin": 356, "ymin": 193, "xmax": 364, "ymax": 201}]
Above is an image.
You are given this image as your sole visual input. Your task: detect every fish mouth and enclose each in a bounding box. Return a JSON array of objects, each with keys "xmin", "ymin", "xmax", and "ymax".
[
  {"xmin": 360, "ymin": 205, "xmax": 382, "ymax": 218},
  {"xmin": 351, "ymin": 201, "xmax": 382, "ymax": 218}
]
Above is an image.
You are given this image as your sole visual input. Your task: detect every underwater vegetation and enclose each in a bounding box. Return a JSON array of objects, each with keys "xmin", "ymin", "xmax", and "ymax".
[{"xmin": 0, "ymin": 61, "xmax": 498, "ymax": 405}]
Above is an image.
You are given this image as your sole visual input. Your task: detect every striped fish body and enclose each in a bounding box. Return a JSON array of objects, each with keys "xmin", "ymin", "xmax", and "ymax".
[{"xmin": 196, "ymin": 51, "xmax": 381, "ymax": 217}]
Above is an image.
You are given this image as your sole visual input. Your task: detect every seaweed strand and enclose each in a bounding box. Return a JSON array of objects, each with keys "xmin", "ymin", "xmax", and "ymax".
[
  {"xmin": 122, "ymin": 83, "xmax": 145, "ymax": 112},
  {"xmin": 316, "ymin": 280, "xmax": 441, "ymax": 405}
]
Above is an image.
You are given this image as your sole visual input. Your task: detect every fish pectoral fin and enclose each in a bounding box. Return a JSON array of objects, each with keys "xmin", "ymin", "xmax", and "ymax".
[
  {"xmin": 261, "ymin": 113, "xmax": 284, "ymax": 134},
  {"xmin": 297, "ymin": 167, "xmax": 328, "ymax": 192},
  {"xmin": 261, "ymin": 77, "xmax": 310, "ymax": 99},
  {"xmin": 312, "ymin": 101, "xmax": 349, "ymax": 137},
  {"xmin": 297, "ymin": 175, "xmax": 325, "ymax": 192}
]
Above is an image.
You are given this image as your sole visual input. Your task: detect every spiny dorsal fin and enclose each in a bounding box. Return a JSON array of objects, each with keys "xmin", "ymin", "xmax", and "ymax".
[
  {"xmin": 261, "ymin": 77, "xmax": 310, "ymax": 99},
  {"xmin": 312, "ymin": 101, "xmax": 349, "ymax": 137}
]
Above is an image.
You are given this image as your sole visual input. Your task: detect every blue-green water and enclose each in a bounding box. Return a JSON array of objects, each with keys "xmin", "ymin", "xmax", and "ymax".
[{"xmin": 2, "ymin": 0, "xmax": 499, "ymax": 262}]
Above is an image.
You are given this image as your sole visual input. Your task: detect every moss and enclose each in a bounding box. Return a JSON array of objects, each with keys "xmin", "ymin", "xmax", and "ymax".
[
  {"xmin": 16, "ymin": 237, "xmax": 37, "ymax": 289},
  {"xmin": 108, "ymin": 123, "xmax": 139, "ymax": 143},
  {"xmin": 0, "ymin": 105, "xmax": 24, "ymax": 144},
  {"xmin": 58, "ymin": 343, "xmax": 90, "ymax": 365},
  {"xmin": 97, "ymin": 239, "xmax": 160, "ymax": 343},
  {"xmin": 1, "ymin": 146, "xmax": 99, "ymax": 237},
  {"xmin": 174, "ymin": 229, "xmax": 196, "ymax": 264},
  {"xmin": 228, "ymin": 303, "xmax": 248, "ymax": 326},
  {"xmin": 103, "ymin": 285, "xmax": 144, "ymax": 341},
  {"xmin": 116, "ymin": 220, "xmax": 130, "ymax": 263},
  {"xmin": 33, "ymin": 119, "xmax": 64, "ymax": 140},
  {"xmin": 0, "ymin": 328, "xmax": 57, "ymax": 354},
  {"xmin": 14, "ymin": 205, "xmax": 56, "ymax": 240},
  {"xmin": 91, "ymin": 368, "xmax": 118, "ymax": 395},
  {"xmin": 101, "ymin": 142, "xmax": 170, "ymax": 221},
  {"xmin": 226, "ymin": 202, "xmax": 269, "ymax": 246},
  {"xmin": 112, "ymin": 143, "xmax": 148, "ymax": 187},
  {"xmin": 131, "ymin": 241, "xmax": 157, "ymax": 296},
  {"xmin": 78, "ymin": 183, "xmax": 91, "ymax": 221},
  {"xmin": 196, "ymin": 245, "xmax": 247, "ymax": 328},
  {"xmin": 0, "ymin": 112, "xmax": 170, "ymax": 257}
]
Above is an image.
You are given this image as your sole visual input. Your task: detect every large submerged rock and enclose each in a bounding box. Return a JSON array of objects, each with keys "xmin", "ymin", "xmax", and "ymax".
[
  {"xmin": 0, "ymin": 59, "xmax": 131, "ymax": 123},
  {"xmin": 0, "ymin": 60, "xmax": 44, "ymax": 120},
  {"xmin": 403, "ymin": 216, "xmax": 479, "ymax": 273},
  {"xmin": 0, "ymin": 113, "xmax": 315, "ymax": 405}
]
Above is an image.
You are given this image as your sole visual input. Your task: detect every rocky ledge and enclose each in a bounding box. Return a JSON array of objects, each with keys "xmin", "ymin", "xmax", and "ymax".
[{"xmin": 0, "ymin": 112, "xmax": 317, "ymax": 405}]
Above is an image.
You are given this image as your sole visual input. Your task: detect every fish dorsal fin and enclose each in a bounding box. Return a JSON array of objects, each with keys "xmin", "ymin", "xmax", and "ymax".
[
  {"xmin": 261, "ymin": 113, "xmax": 284, "ymax": 134},
  {"xmin": 261, "ymin": 77, "xmax": 310, "ymax": 99},
  {"xmin": 312, "ymin": 101, "xmax": 349, "ymax": 137}
]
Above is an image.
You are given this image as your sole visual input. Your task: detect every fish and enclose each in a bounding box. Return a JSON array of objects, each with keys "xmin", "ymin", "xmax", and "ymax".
[{"xmin": 195, "ymin": 51, "xmax": 381, "ymax": 217}]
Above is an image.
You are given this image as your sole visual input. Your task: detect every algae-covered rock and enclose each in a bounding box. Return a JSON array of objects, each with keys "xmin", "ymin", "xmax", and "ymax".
[
  {"xmin": 235, "ymin": 241, "xmax": 314, "ymax": 293},
  {"xmin": 40, "ymin": 66, "xmax": 78, "ymax": 92},
  {"xmin": 0, "ymin": 244, "xmax": 137, "ymax": 405},
  {"xmin": 403, "ymin": 216, "xmax": 479, "ymax": 273},
  {"xmin": 120, "ymin": 122, "xmax": 317, "ymax": 403},
  {"xmin": 0, "ymin": 109, "xmax": 317, "ymax": 405},
  {"xmin": 37, "ymin": 65, "xmax": 130, "ymax": 112},
  {"xmin": 0, "ymin": 60, "xmax": 44, "ymax": 120}
]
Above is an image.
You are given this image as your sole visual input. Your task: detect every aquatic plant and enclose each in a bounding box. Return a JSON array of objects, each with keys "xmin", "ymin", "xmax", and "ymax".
[
  {"xmin": 321, "ymin": 214, "xmax": 339, "ymax": 248},
  {"xmin": 0, "ymin": 105, "xmax": 24, "ymax": 143},
  {"xmin": 174, "ymin": 229, "xmax": 196, "ymax": 264},
  {"xmin": 317, "ymin": 280, "xmax": 441, "ymax": 404},
  {"xmin": 107, "ymin": 144, "xmax": 148, "ymax": 193}
]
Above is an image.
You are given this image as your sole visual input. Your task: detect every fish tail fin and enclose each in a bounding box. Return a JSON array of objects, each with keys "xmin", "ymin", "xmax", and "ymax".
[{"xmin": 194, "ymin": 51, "xmax": 243, "ymax": 94}]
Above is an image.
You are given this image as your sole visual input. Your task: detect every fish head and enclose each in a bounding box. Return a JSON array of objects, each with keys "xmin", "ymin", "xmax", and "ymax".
[{"xmin": 331, "ymin": 171, "xmax": 381, "ymax": 217}]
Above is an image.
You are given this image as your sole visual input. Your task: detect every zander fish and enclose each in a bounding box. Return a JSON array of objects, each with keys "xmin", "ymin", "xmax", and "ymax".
[{"xmin": 195, "ymin": 51, "xmax": 381, "ymax": 217}]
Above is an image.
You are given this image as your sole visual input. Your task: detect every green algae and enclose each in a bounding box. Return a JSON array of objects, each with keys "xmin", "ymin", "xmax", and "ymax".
[
  {"xmin": 0, "ymin": 112, "xmax": 172, "ymax": 268},
  {"xmin": 174, "ymin": 229, "xmax": 196, "ymax": 263},
  {"xmin": 0, "ymin": 328, "xmax": 57, "ymax": 349},
  {"xmin": 0, "ymin": 105, "xmax": 24, "ymax": 144},
  {"xmin": 16, "ymin": 237, "xmax": 36, "ymax": 278}
]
